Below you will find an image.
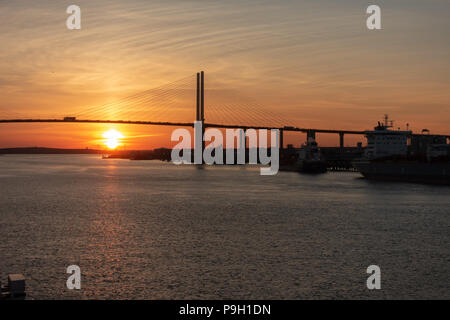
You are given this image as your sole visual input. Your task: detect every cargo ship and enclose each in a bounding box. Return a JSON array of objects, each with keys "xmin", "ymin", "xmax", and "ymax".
[{"xmin": 353, "ymin": 115, "xmax": 450, "ymax": 184}]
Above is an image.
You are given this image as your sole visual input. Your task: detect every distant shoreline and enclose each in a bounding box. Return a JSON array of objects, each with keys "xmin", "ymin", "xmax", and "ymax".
[
  {"xmin": 0, "ymin": 147, "xmax": 169, "ymax": 162},
  {"xmin": 0, "ymin": 147, "xmax": 106, "ymax": 155}
]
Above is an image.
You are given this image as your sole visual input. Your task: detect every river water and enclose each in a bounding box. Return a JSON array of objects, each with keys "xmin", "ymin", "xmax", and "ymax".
[{"xmin": 0, "ymin": 155, "xmax": 449, "ymax": 299}]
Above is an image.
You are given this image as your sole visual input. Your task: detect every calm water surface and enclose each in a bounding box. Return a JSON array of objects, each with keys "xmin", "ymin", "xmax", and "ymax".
[{"xmin": 0, "ymin": 155, "xmax": 449, "ymax": 299}]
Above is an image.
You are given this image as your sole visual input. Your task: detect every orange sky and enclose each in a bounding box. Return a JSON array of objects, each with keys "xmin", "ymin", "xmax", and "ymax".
[{"xmin": 0, "ymin": 0, "xmax": 449, "ymax": 149}]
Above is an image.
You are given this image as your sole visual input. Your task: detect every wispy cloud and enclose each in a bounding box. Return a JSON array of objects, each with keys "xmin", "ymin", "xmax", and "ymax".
[{"xmin": 0, "ymin": 0, "xmax": 449, "ymax": 145}]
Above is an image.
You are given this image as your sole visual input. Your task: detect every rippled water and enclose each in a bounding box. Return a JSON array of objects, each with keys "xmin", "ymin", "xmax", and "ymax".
[{"xmin": 0, "ymin": 155, "xmax": 449, "ymax": 299}]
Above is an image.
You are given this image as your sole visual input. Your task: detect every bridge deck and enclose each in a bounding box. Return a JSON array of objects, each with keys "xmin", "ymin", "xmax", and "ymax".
[
  {"xmin": 0, "ymin": 119, "xmax": 449, "ymax": 138},
  {"xmin": 0, "ymin": 119, "xmax": 367, "ymax": 135}
]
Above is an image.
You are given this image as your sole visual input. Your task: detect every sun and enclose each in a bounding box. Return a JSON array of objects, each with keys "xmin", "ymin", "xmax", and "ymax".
[{"xmin": 102, "ymin": 129, "xmax": 124, "ymax": 150}]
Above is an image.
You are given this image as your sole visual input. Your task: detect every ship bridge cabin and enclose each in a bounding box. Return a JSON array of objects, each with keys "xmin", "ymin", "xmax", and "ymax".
[{"xmin": 364, "ymin": 116, "xmax": 411, "ymax": 159}]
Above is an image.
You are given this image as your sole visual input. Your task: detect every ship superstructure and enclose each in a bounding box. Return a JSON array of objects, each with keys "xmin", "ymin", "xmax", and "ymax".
[
  {"xmin": 296, "ymin": 137, "xmax": 328, "ymax": 173},
  {"xmin": 364, "ymin": 115, "xmax": 411, "ymax": 159}
]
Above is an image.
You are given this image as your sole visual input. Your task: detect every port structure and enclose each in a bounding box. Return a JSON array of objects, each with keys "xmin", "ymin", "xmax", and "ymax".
[{"xmin": 0, "ymin": 72, "xmax": 449, "ymax": 147}]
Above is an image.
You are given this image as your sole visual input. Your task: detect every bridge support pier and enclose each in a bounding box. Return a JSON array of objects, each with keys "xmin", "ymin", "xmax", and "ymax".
[
  {"xmin": 280, "ymin": 129, "xmax": 284, "ymax": 150},
  {"xmin": 306, "ymin": 130, "xmax": 316, "ymax": 141},
  {"xmin": 339, "ymin": 132, "xmax": 344, "ymax": 149}
]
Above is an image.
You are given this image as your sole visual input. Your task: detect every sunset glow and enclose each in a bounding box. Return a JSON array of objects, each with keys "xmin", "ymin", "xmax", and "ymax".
[
  {"xmin": 102, "ymin": 129, "xmax": 124, "ymax": 150},
  {"xmin": 0, "ymin": 0, "xmax": 449, "ymax": 302},
  {"xmin": 0, "ymin": 0, "xmax": 449, "ymax": 150}
]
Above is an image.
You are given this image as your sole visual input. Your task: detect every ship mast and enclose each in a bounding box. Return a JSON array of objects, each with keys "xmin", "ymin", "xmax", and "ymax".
[{"xmin": 384, "ymin": 114, "xmax": 394, "ymax": 128}]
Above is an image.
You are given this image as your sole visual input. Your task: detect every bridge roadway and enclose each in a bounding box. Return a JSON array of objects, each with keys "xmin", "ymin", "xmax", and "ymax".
[
  {"xmin": 0, "ymin": 118, "xmax": 366, "ymax": 135},
  {"xmin": 1, "ymin": 119, "xmax": 449, "ymax": 140}
]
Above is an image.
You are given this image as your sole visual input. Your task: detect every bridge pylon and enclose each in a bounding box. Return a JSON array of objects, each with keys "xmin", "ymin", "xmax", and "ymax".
[
  {"xmin": 196, "ymin": 71, "xmax": 205, "ymax": 124},
  {"xmin": 195, "ymin": 71, "xmax": 205, "ymax": 162}
]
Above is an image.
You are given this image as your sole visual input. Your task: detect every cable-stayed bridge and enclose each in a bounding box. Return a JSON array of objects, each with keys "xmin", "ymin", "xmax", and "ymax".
[{"xmin": 1, "ymin": 72, "xmax": 448, "ymax": 147}]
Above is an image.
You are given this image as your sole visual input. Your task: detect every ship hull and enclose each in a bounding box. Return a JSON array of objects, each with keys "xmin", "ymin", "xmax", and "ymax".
[{"xmin": 354, "ymin": 160, "xmax": 450, "ymax": 185}]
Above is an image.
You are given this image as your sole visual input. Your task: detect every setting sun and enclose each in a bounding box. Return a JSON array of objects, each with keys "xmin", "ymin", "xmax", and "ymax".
[{"xmin": 102, "ymin": 129, "xmax": 124, "ymax": 149}]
